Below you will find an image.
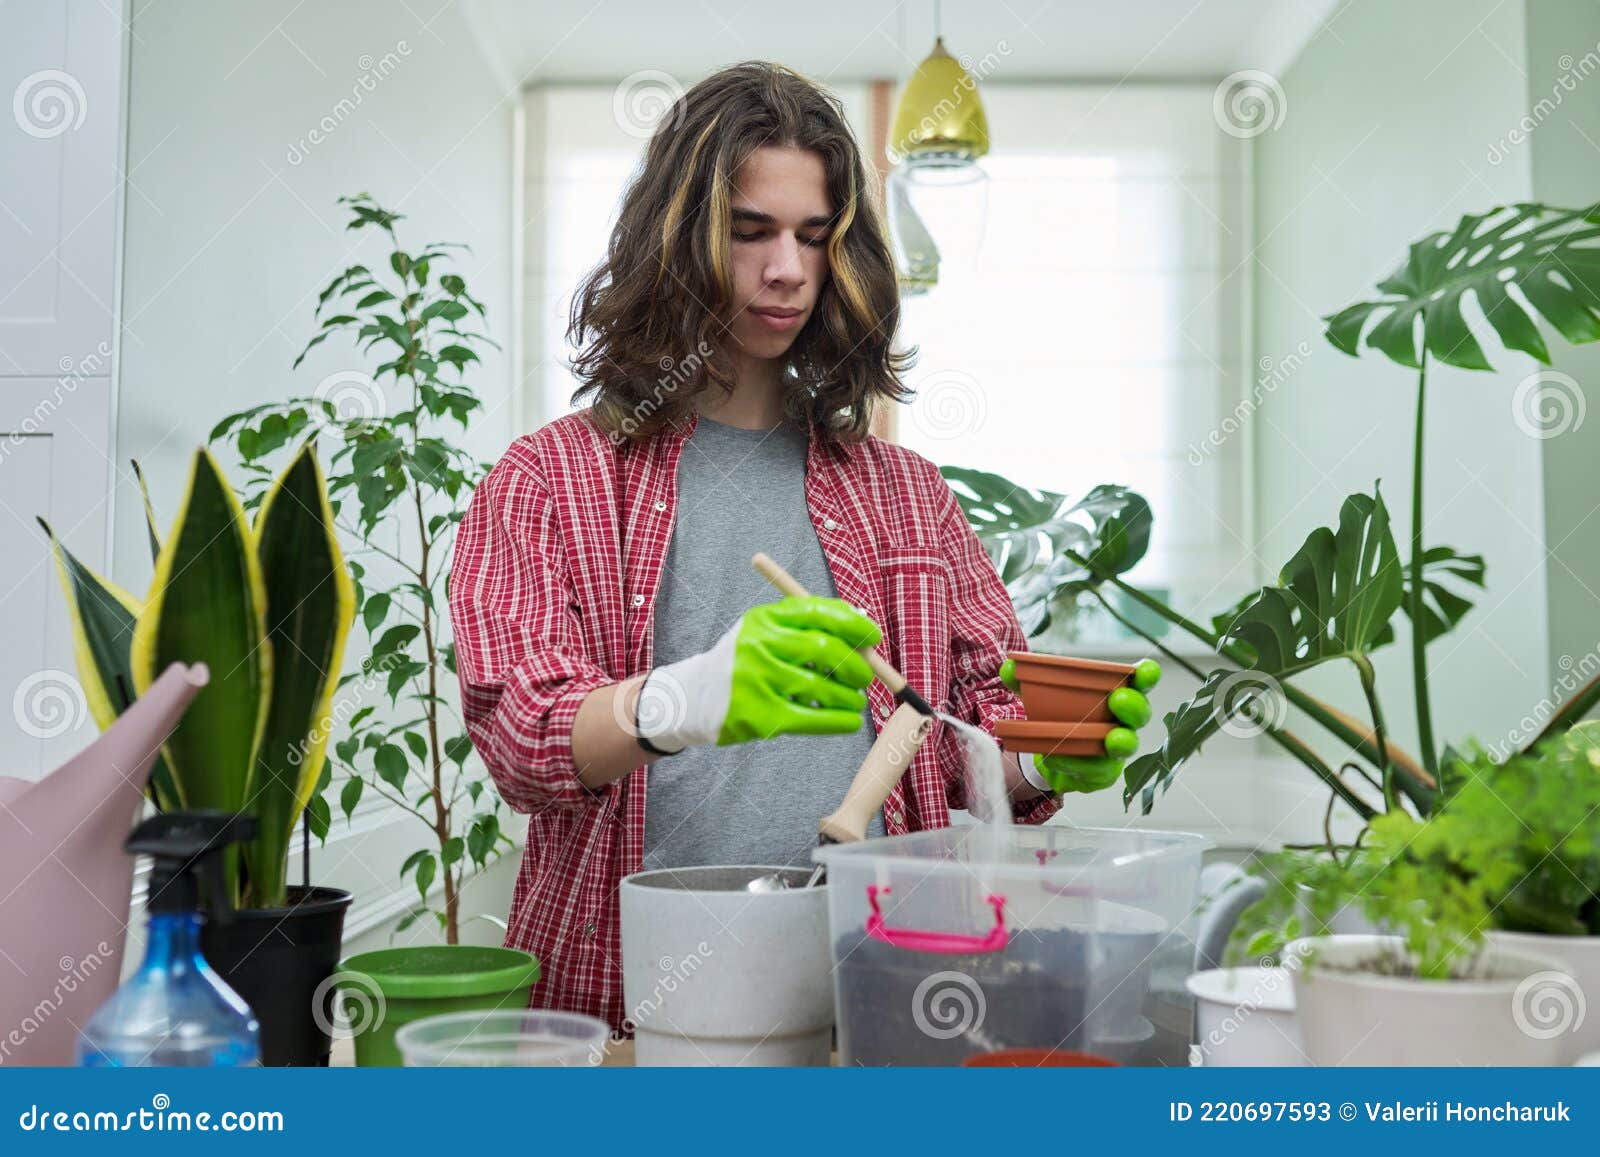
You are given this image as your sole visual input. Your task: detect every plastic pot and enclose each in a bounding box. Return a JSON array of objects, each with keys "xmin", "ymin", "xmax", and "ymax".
[
  {"xmin": 1288, "ymin": 934, "xmax": 1566, "ymax": 1066},
  {"xmin": 1004, "ymin": 653, "xmax": 1134, "ymax": 723},
  {"xmin": 994, "ymin": 719, "xmax": 1115, "ymax": 757},
  {"xmin": 396, "ymin": 1009, "xmax": 609, "ymax": 1067},
  {"xmin": 337, "ymin": 945, "xmax": 541, "ymax": 1067},
  {"xmin": 963, "ymin": 1048, "xmax": 1118, "ymax": 1066},
  {"xmin": 200, "ymin": 885, "xmax": 352, "ymax": 1067},
  {"xmin": 1186, "ymin": 966, "xmax": 1303, "ymax": 1067},
  {"xmin": 1486, "ymin": 930, "xmax": 1600, "ymax": 1063}
]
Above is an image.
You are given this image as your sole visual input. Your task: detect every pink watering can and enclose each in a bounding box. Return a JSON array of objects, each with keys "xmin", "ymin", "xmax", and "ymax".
[{"xmin": 0, "ymin": 662, "xmax": 208, "ymax": 1066}]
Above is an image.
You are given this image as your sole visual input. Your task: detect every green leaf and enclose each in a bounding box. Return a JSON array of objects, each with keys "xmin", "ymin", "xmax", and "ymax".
[
  {"xmin": 940, "ymin": 468, "xmax": 1152, "ymax": 636},
  {"xmin": 363, "ymin": 591, "xmax": 391, "ymax": 632},
  {"xmin": 306, "ymin": 791, "xmax": 331, "ymax": 843},
  {"xmin": 444, "ymin": 735, "xmax": 472, "ymax": 765},
  {"xmin": 404, "ymin": 731, "xmax": 429, "ymax": 762},
  {"xmin": 374, "ymin": 743, "xmax": 408, "ymax": 791},
  {"xmin": 1324, "ymin": 204, "xmax": 1600, "ymax": 370},
  {"xmin": 415, "ymin": 852, "xmax": 436, "ymax": 900},
  {"xmin": 1124, "ymin": 487, "xmax": 1403, "ymax": 811},
  {"xmin": 1404, "ymin": 546, "xmax": 1486, "ymax": 645},
  {"xmin": 340, "ymin": 774, "xmax": 364, "ymax": 820},
  {"xmin": 399, "ymin": 848, "xmax": 428, "ymax": 879},
  {"xmin": 244, "ymin": 444, "xmax": 356, "ymax": 906},
  {"xmin": 441, "ymin": 836, "xmax": 464, "ymax": 867},
  {"xmin": 130, "ymin": 450, "xmax": 270, "ymax": 904}
]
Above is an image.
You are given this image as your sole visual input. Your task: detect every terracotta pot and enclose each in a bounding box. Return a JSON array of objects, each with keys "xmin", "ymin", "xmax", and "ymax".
[
  {"xmin": 962, "ymin": 1048, "xmax": 1118, "ymax": 1067},
  {"xmin": 994, "ymin": 719, "xmax": 1114, "ymax": 757},
  {"xmin": 1006, "ymin": 652, "xmax": 1134, "ymax": 723}
]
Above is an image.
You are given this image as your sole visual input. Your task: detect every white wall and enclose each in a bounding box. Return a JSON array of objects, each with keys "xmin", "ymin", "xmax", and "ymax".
[
  {"xmin": 116, "ymin": 0, "xmax": 521, "ymax": 943},
  {"xmin": 1252, "ymin": 0, "xmax": 1548, "ymax": 780}
]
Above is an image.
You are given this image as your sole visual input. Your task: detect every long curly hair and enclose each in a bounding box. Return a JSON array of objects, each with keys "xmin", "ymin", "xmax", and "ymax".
[{"xmin": 567, "ymin": 61, "xmax": 913, "ymax": 442}]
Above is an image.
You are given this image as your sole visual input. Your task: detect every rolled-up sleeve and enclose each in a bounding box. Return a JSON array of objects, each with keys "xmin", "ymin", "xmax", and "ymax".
[
  {"xmin": 933, "ymin": 473, "xmax": 1060, "ymax": 826},
  {"xmin": 448, "ymin": 454, "xmax": 615, "ymax": 813}
]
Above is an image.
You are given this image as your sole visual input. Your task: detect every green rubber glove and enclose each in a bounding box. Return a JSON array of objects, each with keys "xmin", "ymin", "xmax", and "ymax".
[
  {"xmin": 999, "ymin": 657, "xmax": 1162, "ymax": 794},
  {"xmin": 635, "ymin": 595, "xmax": 881, "ymax": 751}
]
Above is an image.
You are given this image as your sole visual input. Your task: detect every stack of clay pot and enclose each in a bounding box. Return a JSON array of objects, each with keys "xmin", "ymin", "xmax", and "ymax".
[{"xmin": 994, "ymin": 652, "xmax": 1136, "ymax": 758}]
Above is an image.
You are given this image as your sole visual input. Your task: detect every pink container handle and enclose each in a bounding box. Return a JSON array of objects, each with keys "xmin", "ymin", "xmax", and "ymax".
[{"xmin": 864, "ymin": 885, "xmax": 1010, "ymax": 954}]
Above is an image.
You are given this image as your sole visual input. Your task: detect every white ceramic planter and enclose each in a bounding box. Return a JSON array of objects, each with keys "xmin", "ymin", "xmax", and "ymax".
[
  {"xmin": 1186, "ymin": 966, "xmax": 1303, "ymax": 1067},
  {"xmin": 1487, "ymin": 930, "xmax": 1600, "ymax": 1063},
  {"xmin": 619, "ymin": 866, "xmax": 833, "ymax": 1066},
  {"xmin": 1288, "ymin": 934, "xmax": 1567, "ymax": 1066}
]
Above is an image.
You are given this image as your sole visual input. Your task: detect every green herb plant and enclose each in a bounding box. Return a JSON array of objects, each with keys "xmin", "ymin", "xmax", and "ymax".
[{"xmin": 208, "ymin": 194, "xmax": 508, "ymax": 943}]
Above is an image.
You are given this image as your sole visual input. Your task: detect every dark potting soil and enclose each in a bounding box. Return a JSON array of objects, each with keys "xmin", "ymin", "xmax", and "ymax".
[{"xmin": 834, "ymin": 925, "xmax": 1160, "ymax": 1067}]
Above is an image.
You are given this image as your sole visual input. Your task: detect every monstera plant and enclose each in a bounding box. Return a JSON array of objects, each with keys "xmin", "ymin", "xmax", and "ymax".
[
  {"xmin": 41, "ymin": 444, "xmax": 353, "ymax": 908},
  {"xmin": 947, "ymin": 201, "xmax": 1600, "ymax": 831}
]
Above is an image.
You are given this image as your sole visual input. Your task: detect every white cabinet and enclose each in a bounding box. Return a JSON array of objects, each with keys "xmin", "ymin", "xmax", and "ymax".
[{"xmin": 1, "ymin": 0, "xmax": 125, "ymax": 778}]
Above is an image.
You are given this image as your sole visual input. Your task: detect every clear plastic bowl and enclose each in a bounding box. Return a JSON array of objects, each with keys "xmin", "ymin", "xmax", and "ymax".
[{"xmin": 394, "ymin": 1009, "xmax": 611, "ymax": 1067}]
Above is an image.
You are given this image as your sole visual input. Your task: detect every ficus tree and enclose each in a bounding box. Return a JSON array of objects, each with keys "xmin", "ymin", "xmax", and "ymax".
[{"xmin": 209, "ymin": 193, "xmax": 508, "ymax": 943}]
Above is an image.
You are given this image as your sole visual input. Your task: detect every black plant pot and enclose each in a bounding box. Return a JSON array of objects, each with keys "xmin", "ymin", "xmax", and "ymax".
[{"xmin": 201, "ymin": 886, "xmax": 353, "ymax": 1067}]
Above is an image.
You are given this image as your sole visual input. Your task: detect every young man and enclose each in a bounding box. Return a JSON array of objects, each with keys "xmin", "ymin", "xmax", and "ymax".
[{"xmin": 448, "ymin": 62, "xmax": 1157, "ymax": 1033}]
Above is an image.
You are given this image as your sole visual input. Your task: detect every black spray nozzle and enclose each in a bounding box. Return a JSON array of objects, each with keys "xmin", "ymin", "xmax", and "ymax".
[{"xmin": 127, "ymin": 810, "xmax": 257, "ymax": 924}]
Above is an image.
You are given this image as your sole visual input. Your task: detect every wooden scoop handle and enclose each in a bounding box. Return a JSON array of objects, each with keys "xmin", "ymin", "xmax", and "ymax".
[
  {"xmin": 751, "ymin": 552, "xmax": 933, "ymax": 843},
  {"xmin": 751, "ymin": 552, "xmax": 909, "ymax": 695},
  {"xmin": 819, "ymin": 701, "xmax": 931, "ymax": 843}
]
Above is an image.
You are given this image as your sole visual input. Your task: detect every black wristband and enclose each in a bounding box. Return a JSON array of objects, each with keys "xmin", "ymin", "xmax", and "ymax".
[{"xmin": 634, "ymin": 674, "xmax": 684, "ymax": 757}]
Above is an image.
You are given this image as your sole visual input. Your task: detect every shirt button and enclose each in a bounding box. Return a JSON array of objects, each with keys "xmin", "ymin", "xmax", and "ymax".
[
  {"xmin": 877, "ymin": 705, "xmax": 891, "ymax": 720},
  {"xmin": 631, "ymin": 593, "xmax": 645, "ymax": 608},
  {"xmin": 822, "ymin": 517, "xmax": 838, "ymax": 531},
  {"xmin": 961, "ymin": 656, "xmax": 973, "ymax": 670},
  {"xmin": 585, "ymin": 922, "xmax": 598, "ymax": 937},
  {"xmin": 888, "ymin": 809, "xmax": 904, "ymax": 827},
  {"xmin": 653, "ymin": 500, "xmax": 667, "ymax": 512}
]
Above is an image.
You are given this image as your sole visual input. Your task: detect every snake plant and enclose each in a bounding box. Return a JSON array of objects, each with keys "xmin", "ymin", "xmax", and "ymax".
[{"xmin": 43, "ymin": 442, "xmax": 353, "ymax": 909}]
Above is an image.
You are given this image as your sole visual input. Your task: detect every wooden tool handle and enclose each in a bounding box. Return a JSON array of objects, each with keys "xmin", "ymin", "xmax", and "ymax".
[
  {"xmin": 819, "ymin": 701, "xmax": 932, "ymax": 844},
  {"xmin": 751, "ymin": 552, "xmax": 908, "ymax": 694}
]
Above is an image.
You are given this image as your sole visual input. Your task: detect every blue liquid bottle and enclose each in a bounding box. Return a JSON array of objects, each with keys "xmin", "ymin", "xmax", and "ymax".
[{"xmin": 77, "ymin": 812, "xmax": 261, "ymax": 1067}]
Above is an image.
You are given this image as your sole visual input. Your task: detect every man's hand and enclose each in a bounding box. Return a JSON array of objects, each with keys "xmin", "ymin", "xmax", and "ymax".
[
  {"xmin": 636, "ymin": 595, "xmax": 880, "ymax": 753},
  {"xmin": 1000, "ymin": 657, "xmax": 1162, "ymax": 794}
]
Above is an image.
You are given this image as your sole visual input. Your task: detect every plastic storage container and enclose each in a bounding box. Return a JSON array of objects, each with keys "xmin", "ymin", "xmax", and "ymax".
[{"xmin": 814, "ymin": 824, "xmax": 1208, "ymax": 1066}]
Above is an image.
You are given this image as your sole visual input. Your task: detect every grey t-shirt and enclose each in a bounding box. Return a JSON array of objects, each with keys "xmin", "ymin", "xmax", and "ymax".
[{"xmin": 641, "ymin": 414, "xmax": 884, "ymax": 870}]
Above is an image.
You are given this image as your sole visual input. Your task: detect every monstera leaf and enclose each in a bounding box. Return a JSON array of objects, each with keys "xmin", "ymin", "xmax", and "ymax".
[
  {"xmin": 1324, "ymin": 203, "xmax": 1600, "ymax": 370},
  {"xmin": 1124, "ymin": 487, "xmax": 1404, "ymax": 812},
  {"xmin": 941, "ymin": 468, "xmax": 1152, "ymax": 636},
  {"xmin": 1405, "ymin": 546, "xmax": 1485, "ymax": 645}
]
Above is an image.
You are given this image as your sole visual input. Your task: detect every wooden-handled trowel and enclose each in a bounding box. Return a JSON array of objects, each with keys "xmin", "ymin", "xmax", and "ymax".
[{"xmin": 745, "ymin": 554, "xmax": 933, "ymax": 890}]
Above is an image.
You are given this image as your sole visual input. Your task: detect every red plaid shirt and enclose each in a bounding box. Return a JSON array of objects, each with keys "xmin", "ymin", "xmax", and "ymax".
[{"xmin": 448, "ymin": 408, "xmax": 1057, "ymax": 1031}]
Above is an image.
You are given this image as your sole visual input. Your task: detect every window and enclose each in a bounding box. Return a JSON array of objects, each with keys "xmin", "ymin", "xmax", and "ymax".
[
  {"xmin": 522, "ymin": 83, "xmax": 1249, "ymax": 646},
  {"xmin": 894, "ymin": 85, "xmax": 1250, "ymax": 641}
]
